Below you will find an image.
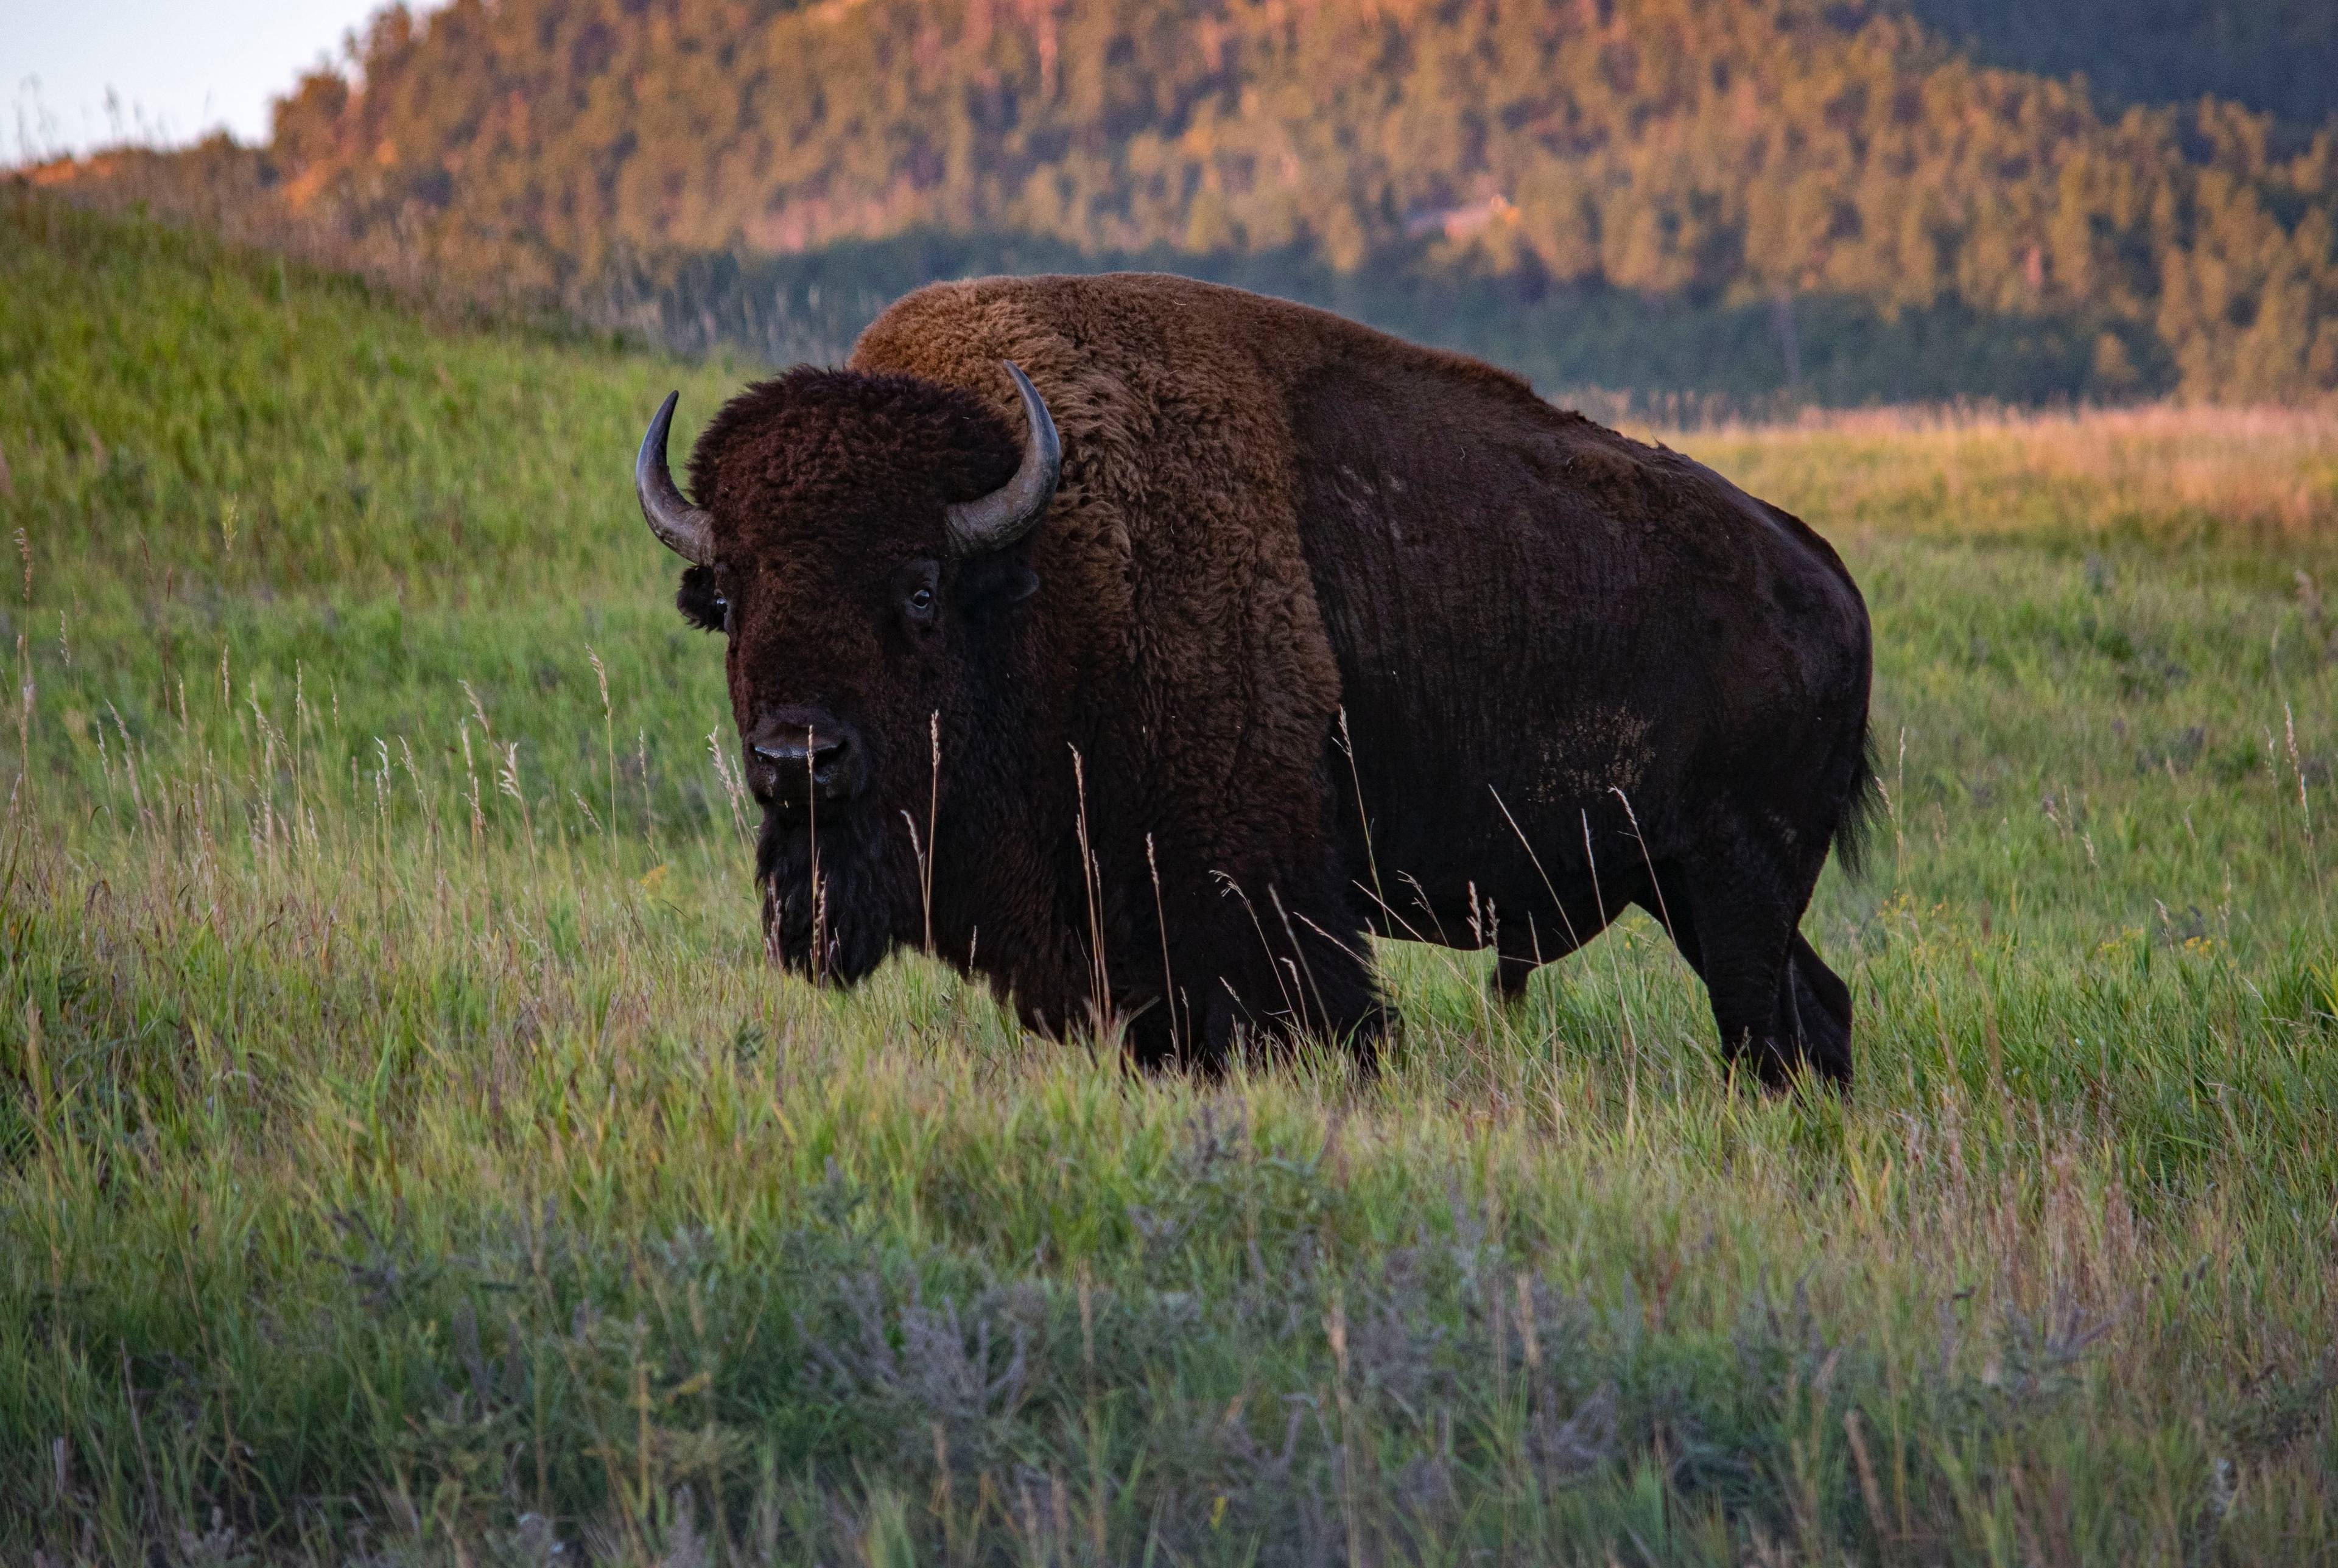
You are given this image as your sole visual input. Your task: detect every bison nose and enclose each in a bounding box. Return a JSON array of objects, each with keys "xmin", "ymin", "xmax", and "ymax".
[{"xmin": 747, "ymin": 709, "xmax": 866, "ymax": 802}]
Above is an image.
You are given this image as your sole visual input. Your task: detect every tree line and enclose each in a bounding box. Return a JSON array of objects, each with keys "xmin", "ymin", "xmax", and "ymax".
[
  {"xmin": 66, "ymin": 0, "xmax": 2338, "ymax": 403},
  {"xmin": 1894, "ymin": 0, "xmax": 2337, "ymax": 130}
]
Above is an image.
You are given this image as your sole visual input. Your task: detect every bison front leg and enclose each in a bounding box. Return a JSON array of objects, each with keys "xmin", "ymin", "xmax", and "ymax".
[
  {"xmin": 1485, "ymin": 898, "xmax": 1609, "ymax": 1007},
  {"xmin": 1490, "ymin": 945, "xmax": 1540, "ymax": 1005},
  {"xmin": 1140, "ymin": 859, "xmax": 1385, "ymax": 1076}
]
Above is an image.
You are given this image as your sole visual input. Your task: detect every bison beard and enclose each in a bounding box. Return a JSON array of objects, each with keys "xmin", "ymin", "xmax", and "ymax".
[{"xmin": 754, "ymin": 803, "xmax": 898, "ymax": 984}]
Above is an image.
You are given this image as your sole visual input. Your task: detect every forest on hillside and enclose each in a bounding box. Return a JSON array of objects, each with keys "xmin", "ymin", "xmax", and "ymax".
[
  {"xmin": 51, "ymin": 0, "xmax": 2338, "ymax": 404},
  {"xmin": 1897, "ymin": 0, "xmax": 2338, "ymax": 129}
]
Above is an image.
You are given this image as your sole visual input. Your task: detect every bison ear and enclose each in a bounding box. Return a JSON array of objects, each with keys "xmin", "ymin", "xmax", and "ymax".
[
  {"xmin": 676, "ymin": 564, "xmax": 726, "ymax": 631},
  {"xmin": 955, "ymin": 552, "xmax": 1040, "ymax": 615}
]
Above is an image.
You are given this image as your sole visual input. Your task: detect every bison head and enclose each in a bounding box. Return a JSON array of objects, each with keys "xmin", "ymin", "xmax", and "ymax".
[{"xmin": 636, "ymin": 363, "xmax": 1059, "ymax": 983}]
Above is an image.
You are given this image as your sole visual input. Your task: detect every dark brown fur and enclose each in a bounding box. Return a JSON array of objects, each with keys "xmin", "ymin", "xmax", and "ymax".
[{"xmin": 677, "ymin": 273, "xmax": 1873, "ymax": 1083}]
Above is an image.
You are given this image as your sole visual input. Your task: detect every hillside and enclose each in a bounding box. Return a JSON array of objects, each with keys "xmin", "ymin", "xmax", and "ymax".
[
  {"xmin": 82, "ymin": 0, "xmax": 2301, "ymax": 405},
  {"xmin": 0, "ymin": 184, "xmax": 739, "ymax": 611}
]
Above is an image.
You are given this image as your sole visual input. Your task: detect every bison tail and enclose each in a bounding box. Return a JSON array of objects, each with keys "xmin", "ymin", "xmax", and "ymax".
[{"xmin": 1830, "ymin": 724, "xmax": 1884, "ymax": 880}]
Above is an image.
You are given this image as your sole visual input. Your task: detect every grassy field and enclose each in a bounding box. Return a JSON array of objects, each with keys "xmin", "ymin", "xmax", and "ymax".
[{"xmin": 4, "ymin": 188, "xmax": 2337, "ymax": 1565}]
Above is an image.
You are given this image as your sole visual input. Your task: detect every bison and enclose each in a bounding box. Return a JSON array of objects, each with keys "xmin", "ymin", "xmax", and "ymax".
[{"xmin": 637, "ymin": 273, "xmax": 1875, "ymax": 1087}]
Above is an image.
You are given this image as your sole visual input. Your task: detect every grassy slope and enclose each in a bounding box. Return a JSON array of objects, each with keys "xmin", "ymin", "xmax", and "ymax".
[{"xmin": 2, "ymin": 191, "xmax": 2336, "ymax": 1564}]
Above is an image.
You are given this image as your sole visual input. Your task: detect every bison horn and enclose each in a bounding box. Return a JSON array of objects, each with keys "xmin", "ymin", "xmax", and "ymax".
[
  {"xmin": 946, "ymin": 361, "xmax": 1061, "ymax": 557},
  {"xmin": 636, "ymin": 390, "xmax": 714, "ymax": 565}
]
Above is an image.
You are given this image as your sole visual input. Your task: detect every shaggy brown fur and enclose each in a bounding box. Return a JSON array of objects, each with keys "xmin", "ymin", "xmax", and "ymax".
[{"xmin": 671, "ymin": 272, "xmax": 1873, "ymax": 1083}]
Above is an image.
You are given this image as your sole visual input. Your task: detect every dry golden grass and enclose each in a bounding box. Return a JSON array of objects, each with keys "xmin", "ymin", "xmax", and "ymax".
[{"xmin": 1632, "ymin": 403, "xmax": 2338, "ymax": 555}]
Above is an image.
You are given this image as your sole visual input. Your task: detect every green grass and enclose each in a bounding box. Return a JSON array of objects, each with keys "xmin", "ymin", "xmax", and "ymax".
[{"xmin": 4, "ymin": 189, "xmax": 2337, "ymax": 1565}]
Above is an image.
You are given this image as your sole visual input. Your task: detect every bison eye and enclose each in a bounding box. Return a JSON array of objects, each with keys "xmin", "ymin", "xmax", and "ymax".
[
  {"xmin": 899, "ymin": 560, "xmax": 943, "ymax": 629},
  {"xmin": 677, "ymin": 564, "xmax": 727, "ymax": 632}
]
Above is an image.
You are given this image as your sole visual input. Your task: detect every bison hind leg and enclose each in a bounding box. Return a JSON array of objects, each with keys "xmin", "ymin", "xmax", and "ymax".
[
  {"xmin": 1662, "ymin": 850, "xmax": 1852, "ymax": 1092},
  {"xmin": 1786, "ymin": 931, "xmax": 1853, "ymax": 1086}
]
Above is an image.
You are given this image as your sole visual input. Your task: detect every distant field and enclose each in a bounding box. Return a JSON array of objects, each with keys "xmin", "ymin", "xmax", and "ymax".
[{"xmin": 4, "ymin": 192, "xmax": 2336, "ymax": 1564}]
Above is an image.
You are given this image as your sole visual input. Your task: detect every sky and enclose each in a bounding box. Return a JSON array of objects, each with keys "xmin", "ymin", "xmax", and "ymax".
[{"xmin": 4, "ymin": 0, "xmax": 393, "ymax": 163}]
